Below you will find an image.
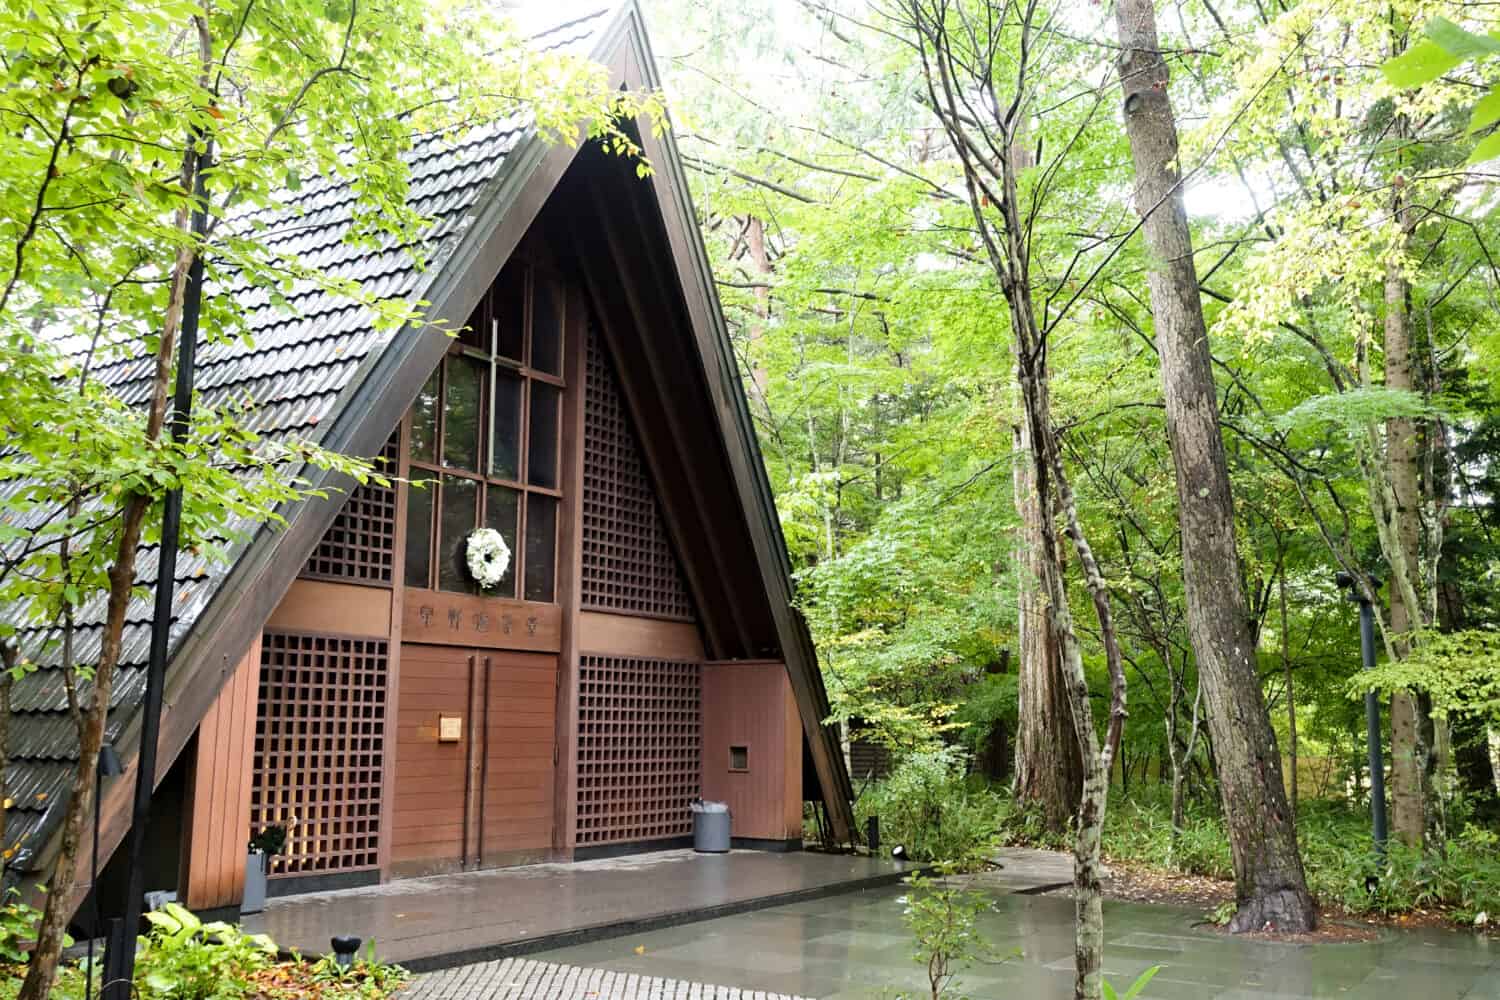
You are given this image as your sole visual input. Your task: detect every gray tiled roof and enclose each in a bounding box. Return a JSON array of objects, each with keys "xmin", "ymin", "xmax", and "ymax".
[{"xmin": 2, "ymin": 6, "xmax": 614, "ymax": 868}]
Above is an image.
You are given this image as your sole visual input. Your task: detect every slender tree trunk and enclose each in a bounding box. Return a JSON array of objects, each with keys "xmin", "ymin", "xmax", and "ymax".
[
  {"xmin": 744, "ymin": 215, "xmax": 773, "ymax": 405},
  {"xmin": 1113, "ymin": 0, "xmax": 1315, "ymax": 932},
  {"xmin": 1383, "ymin": 187, "xmax": 1434, "ymax": 849},
  {"xmin": 1013, "ymin": 417, "xmax": 1084, "ymax": 833},
  {"xmin": 1488, "ymin": 728, "xmax": 1500, "ymax": 798},
  {"xmin": 903, "ymin": 5, "xmax": 1126, "ymax": 992},
  {"xmin": 1280, "ymin": 562, "xmax": 1298, "ymax": 817}
]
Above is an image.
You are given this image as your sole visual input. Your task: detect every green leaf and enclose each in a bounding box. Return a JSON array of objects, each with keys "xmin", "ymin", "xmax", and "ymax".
[
  {"xmin": 1469, "ymin": 128, "xmax": 1500, "ymax": 163},
  {"xmin": 1119, "ymin": 966, "xmax": 1162, "ymax": 999},
  {"xmin": 1468, "ymin": 88, "xmax": 1500, "ymax": 133},
  {"xmin": 1426, "ymin": 17, "xmax": 1500, "ymax": 59},
  {"xmin": 1383, "ymin": 38, "xmax": 1463, "ymax": 88}
]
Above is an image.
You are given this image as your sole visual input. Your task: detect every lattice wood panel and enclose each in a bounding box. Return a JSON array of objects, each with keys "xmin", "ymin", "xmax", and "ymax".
[
  {"xmin": 251, "ymin": 630, "xmax": 387, "ymax": 877},
  {"xmin": 301, "ymin": 433, "xmax": 399, "ymax": 585},
  {"xmin": 576, "ymin": 655, "xmax": 700, "ymax": 845},
  {"xmin": 581, "ymin": 329, "xmax": 696, "ymax": 620}
]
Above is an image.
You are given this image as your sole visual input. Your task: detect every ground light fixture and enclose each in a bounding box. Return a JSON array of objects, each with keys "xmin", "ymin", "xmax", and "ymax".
[
  {"xmin": 891, "ymin": 845, "xmax": 907, "ymax": 861},
  {"xmin": 332, "ymin": 936, "xmax": 363, "ymax": 969},
  {"xmin": 1336, "ymin": 570, "xmax": 1389, "ymax": 861}
]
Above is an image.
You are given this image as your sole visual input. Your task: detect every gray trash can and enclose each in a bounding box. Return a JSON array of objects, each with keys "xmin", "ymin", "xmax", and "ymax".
[
  {"xmin": 243, "ymin": 850, "xmax": 268, "ymax": 914},
  {"xmin": 691, "ymin": 799, "xmax": 731, "ymax": 853}
]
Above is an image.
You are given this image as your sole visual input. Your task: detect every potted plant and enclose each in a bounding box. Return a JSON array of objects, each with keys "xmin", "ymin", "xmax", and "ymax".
[{"xmin": 243, "ymin": 825, "xmax": 286, "ymax": 915}]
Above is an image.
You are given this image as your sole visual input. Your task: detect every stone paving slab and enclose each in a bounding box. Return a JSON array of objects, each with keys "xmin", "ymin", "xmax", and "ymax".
[
  {"xmin": 404, "ymin": 957, "xmax": 811, "ymax": 1000},
  {"xmin": 984, "ymin": 847, "xmax": 1077, "ymax": 892},
  {"xmin": 243, "ymin": 850, "xmax": 911, "ymax": 970}
]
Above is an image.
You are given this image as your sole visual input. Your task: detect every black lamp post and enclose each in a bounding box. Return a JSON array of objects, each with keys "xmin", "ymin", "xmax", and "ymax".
[
  {"xmin": 1337, "ymin": 571, "xmax": 1388, "ymax": 855},
  {"xmin": 102, "ymin": 136, "xmax": 212, "ymax": 1000}
]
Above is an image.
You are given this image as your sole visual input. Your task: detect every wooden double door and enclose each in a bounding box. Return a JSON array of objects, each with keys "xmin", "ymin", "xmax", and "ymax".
[{"xmin": 391, "ymin": 643, "xmax": 558, "ymax": 875}]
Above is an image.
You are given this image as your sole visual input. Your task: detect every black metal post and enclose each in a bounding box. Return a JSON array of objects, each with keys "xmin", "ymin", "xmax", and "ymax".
[
  {"xmin": 86, "ymin": 761, "xmax": 101, "ymax": 1000},
  {"xmin": 102, "ymin": 140, "xmax": 212, "ymax": 1000},
  {"xmin": 1358, "ymin": 596, "xmax": 1389, "ymax": 854},
  {"xmin": 87, "ymin": 747, "xmax": 122, "ymax": 1000}
]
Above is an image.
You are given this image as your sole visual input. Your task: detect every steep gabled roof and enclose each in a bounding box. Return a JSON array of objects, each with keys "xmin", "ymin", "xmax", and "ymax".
[{"xmin": 5, "ymin": 0, "xmax": 852, "ymax": 888}]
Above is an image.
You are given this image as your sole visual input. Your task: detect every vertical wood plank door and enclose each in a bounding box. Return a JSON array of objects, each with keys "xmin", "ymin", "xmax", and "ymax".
[
  {"xmin": 391, "ymin": 643, "xmax": 557, "ymax": 876},
  {"xmin": 477, "ymin": 651, "xmax": 557, "ymax": 867},
  {"xmin": 391, "ymin": 643, "xmax": 472, "ymax": 875}
]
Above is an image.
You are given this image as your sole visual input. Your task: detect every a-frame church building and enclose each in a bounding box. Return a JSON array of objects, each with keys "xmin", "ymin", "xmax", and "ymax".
[{"xmin": 3, "ymin": 1, "xmax": 855, "ymax": 916}]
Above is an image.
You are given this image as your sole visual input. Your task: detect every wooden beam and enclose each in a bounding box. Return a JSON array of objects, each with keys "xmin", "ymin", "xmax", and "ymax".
[
  {"xmin": 378, "ymin": 412, "xmax": 413, "ymax": 880},
  {"xmin": 551, "ymin": 274, "xmax": 589, "ymax": 857},
  {"xmin": 578, "ymin": 612, "xmax": 705, "ymax": 661}
]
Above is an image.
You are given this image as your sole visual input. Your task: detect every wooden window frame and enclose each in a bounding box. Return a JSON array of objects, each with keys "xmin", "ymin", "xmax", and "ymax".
[{"xmin": 406, "ymin": 261, "xmax": 566, "ymax": 603}]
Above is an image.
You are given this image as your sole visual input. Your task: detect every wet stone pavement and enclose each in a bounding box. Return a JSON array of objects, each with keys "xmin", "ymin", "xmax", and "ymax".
[
  {"xmin": 243, "ymin": 850, "xmax": 908, "ymax": 968},
  {"xmin": 525, "ymin": 882, "xmax": 1500, "ymax": 999}
]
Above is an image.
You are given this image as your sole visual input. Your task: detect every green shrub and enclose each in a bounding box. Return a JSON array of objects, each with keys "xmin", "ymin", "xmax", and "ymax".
[
  {"xmin": 1098, "ymin": 793, "xmax": 1233, "ymax": 879},
  {"xmin": 1296, "ymin": 805, "xmax": 1500, "ymax": 920},
  {"xmin": 1089, "ymin": 792, "xmax": 1500, "ymax": 924},
  {"xmin": 857, "ymin": 748, "xmax": 1003, "ymax": 865},
  {"xmin": 309, "ymin": 941, "xmax": 410, "ymax": 999},
  {"xmin": 993, "ymin": 799, "xmax": 1070, "ymax": 851},
  {"xmin": 134, "ymin": 903, "xmax": 275, "ymax": 1000},
  {"xmin": 0, "ymin": 891, "xmax": 67, "ymax": 966}
]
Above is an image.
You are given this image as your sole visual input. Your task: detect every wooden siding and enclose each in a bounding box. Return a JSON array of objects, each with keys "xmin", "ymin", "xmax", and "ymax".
[
  {"xmin": 392, "ymin": 644, "xmax": 557, "ymax": 874},
  {"xmin": 848, "ymin": 721, "xmax": 893, "ymax": 783},
  {"xmin": 701, "ymin": 661, "xmax": 802, "ymax": 842},
  {"xmin": 180, "ymin": 637, "xmax": 262, "ymax": 910}
]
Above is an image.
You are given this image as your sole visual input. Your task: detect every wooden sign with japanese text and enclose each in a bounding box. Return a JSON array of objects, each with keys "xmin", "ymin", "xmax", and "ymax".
[{"xmin": 401, "ymin": 588, "xmax": 562, "ymax": 652}]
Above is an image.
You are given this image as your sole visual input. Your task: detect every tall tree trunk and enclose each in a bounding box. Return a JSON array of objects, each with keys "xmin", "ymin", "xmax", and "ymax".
[
  {"xmin": 1013, "ymin": 416, "xmax": 1084, "ymax": 833},
  {"xmin": 1488, "ymin": 728, "xmax": 1500, "ymax": 798},
  {"xmin": 744, "ymin": 215, "xmax": 773, "ymax": 405},
  {"xmin": 1008, "ymin": 100, "xmax": 1083, "ymax": 837},
  {"xmin": 1113, "ymin": 0, "xmax": 1315, "ymax": 932},
  {"xmin": 1383, "ymin": 188, "xmax": 1434, "ymax": 849},
  {"xmin": 1279, "ymin": 560, "xmax": 1298, "ymax": 817}
]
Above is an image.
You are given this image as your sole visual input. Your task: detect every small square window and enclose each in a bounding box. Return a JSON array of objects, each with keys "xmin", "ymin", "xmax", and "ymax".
[{"xmin": 729, "ymin": 746, "xmax": 749, "ymax": 772}]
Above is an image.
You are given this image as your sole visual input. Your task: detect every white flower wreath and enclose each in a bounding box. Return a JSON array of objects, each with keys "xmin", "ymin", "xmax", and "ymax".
[{"xmin": 465, "ymin": 527, "xmax": 511, "ymax": 590}]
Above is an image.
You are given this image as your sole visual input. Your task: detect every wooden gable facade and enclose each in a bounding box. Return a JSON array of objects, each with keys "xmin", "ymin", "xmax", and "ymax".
[
  {"xmin": 173, "ymin": 138, "xmax": 842, "ymax": 907},
  {"xmin": 12, "ymin": 5, "xmax": 853, "ymax": 921}
]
